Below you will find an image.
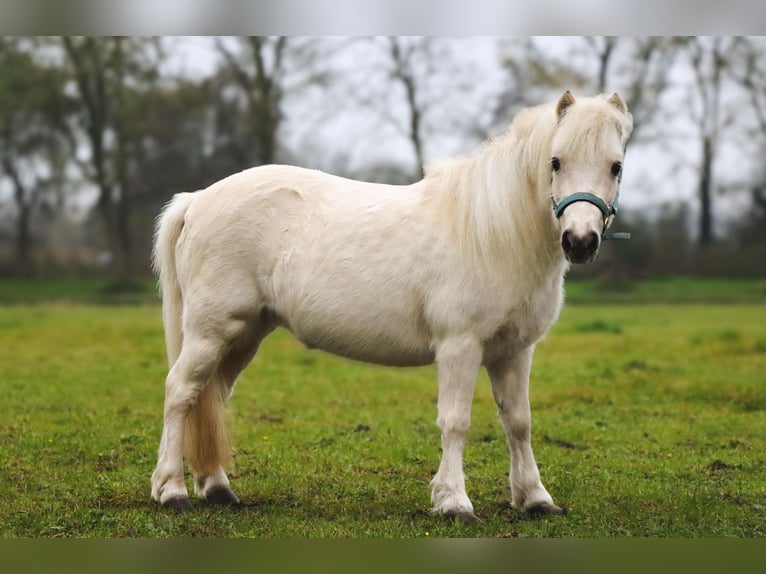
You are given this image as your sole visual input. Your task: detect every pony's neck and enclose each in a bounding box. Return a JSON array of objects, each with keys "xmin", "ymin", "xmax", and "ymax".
[{"xmin": 424, "ymin": 110, "xmax": 565, "ymax": 281}]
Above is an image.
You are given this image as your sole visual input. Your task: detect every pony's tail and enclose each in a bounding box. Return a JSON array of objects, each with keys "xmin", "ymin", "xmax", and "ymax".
[
  {"xmin": 152, "ymin": 192, "xmax": 195, "ymax": 367},
  {"xmin": 152, "ymin": 192, "xmax": 232, "ymax": 478},
  {"xmin": 185, "ymin": 381, "xmax": 232, "ymax": 479}
]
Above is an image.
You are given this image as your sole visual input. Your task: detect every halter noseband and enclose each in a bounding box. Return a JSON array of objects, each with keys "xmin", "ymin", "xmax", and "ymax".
[{"xmin": 551, "ymin": 191, "xmax": 631, "ymax": 241}]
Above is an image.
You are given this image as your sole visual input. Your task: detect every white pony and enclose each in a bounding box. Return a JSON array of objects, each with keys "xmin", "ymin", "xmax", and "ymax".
[{"xmin": 151, "ymin": 91, "xmax": 633, "ymax": 521}]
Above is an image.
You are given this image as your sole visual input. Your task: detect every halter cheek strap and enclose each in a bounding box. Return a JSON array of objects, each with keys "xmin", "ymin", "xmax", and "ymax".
[{"xmin": 551, "ymin": 191, "xmax": 631, "ymax": 241}]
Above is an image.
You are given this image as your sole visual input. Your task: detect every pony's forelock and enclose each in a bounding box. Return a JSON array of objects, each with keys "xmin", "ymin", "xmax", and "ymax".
[{"xmin": 554, "ymin": 95, "xmax": 633, "ymax": 158}]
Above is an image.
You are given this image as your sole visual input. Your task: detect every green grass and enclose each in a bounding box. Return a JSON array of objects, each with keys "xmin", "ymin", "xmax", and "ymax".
[
  {"xmin": 565, "ymin": 276, "xmax": 766, "ymax": 304},
  {"xmin": 0, "ymin": 298, "xmax": 764, "ymax": 537},
  {"xmin": 0, "ymin": 278, "xmax": 158, "ymax": 306}
]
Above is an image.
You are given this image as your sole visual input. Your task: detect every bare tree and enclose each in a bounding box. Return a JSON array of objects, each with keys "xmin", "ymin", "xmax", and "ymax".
[
  {"xmin": 734, "ymin": 37, "xmax": 766, "ymax": 242},
  {"xmin": 491, "ymin": 38, "xmax": 588, "ymax": 136},
  {"xmin": 684, "ymin": 36, "xmax": 741, "ymax": 247},
  {"xmin": 0, "ymin": 38, "xmax": 71, "ymax": 274},
  {"xmin": 738, "ymin": 37, "xmax": 766, "ymax": 136},
  {"xmin": 337, "ymin": 37, "xmax": 438, "ymax": 181},
  {"xmin": 585, "ymin": 36, "xmax": 619, "ymax": 93},
  {"xmin": 386, "ymin": 36, "xmax": 428, "ymax": 174},
  {"xmin": 619, "ymin": 38, "xmax": 681, "ymax": 138},
  {"xmin": 61, "ymin": 36, "xmax": 161, "ymax": 283},
  {"xmin": 215, "ymin": 36, "xmax": 288, "ymax": 166},
  {"xmin": 581, "ymin": 37, "xmax": 681, "ymax": 140}
]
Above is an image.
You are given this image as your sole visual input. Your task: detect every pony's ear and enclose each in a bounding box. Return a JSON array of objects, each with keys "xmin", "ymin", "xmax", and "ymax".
[
  {"xmin": 607, "ymin": 92, "xmax": 628, "ymax": 113},
  {"xmin": 556, "ymin": 90, "xmax": 576, "ymax": 121}
]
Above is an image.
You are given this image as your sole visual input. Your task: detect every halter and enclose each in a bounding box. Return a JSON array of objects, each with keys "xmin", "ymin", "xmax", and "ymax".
[{"xmin": 551, "ymin": 191, "xmax": 631, "ymax": 241}]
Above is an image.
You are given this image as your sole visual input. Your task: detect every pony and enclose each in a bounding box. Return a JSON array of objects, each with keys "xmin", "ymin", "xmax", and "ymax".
[{"xmin": 150, "ymin": 90, "xmax": 633, "ymax": 521}]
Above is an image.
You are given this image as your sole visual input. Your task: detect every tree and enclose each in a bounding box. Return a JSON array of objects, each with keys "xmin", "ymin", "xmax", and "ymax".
[
  {"xmin": 215, "ymin": 36, "xmax": 288, "ymax": 167},
  {"xmin": 734, "ymin": 37, "xmax": 766, "ymax": 260},
  {"xmin": 575, "ymin": 37, "xmax": 680, "ymax": 139},
  {"xmin": 385, "ymin": 36, "xmax": 429, "ymax": 175},
  {"xmin": 492, "ymin": 38, "xmax": 589, "ymax": 137},
  {"xmin": 689, "ymin": 37, "xmax": 723, "ymax": 247},
  {"xmin": 117, "ymin": 76, "xmax": 226, "ymax": 269},
  {"xmin": 585, "ymin": 36, "xmax": 619, "ymax": 93},
  {"xmin": 683, "ymin": 36, "xmax": 744, "ymax": 247},
  {"xmin": 0, "ymin": 38, "xmax": 71, "ymax": 275},
  {"xmin": 60, "ymin": 36, "xmax": 161, "ymax": 283},
  {"xmin": 738, "ymin": 37, "xmax": 766, "ymax": 139},
  {"xmin": 331, "ymin": 37, "xmax": 441, "ymax": 182}
]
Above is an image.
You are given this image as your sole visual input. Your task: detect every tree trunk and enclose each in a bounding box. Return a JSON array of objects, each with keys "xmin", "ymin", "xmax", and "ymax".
[
  {"xmin": 112, "ymin": 36, "xmax": 133, "ymax": 284},
  {"xmin": 63, "ymin": 36, "xmax": 134, "ymax": 285},
  {"xmin": 15, "ymin": 202, "xmax": 31, "ymax": 275},
  {"xmin": 250, "ymin": 36, "xmax": 284, "ymax": 166},
  {"xmin": 698, "ymin": 136, "xmax": 714, "ymax": 247},
  {"xmin": 388, "ymin": 37, "xmax": 425, "ymax": 179},
  {"xmin": 115, "ymin": 187, "xmax": 133, "ymax": 283},
  {"xmin": 596, "ymin": 37, "xmax": 617, "ymax": 93},
  {"xmin": 403, "ymin": 74, "xmax": 425, "ymax": 175},
  {"xmin": 2, "ymin": 154, "xmax": 33, "ymax": 275}
]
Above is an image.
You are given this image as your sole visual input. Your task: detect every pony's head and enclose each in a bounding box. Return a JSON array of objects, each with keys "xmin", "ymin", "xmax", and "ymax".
[{"xmin": 549, "ymin": 91, "xmax": 633, "ymax": 264}]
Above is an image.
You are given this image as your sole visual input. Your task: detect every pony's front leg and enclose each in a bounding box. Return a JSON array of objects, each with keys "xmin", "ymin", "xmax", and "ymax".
[
  {"xmin": 430, "ymin": 337, "xmax": 481, "ymax": 522},
  {"xmin": 487, "ymin": 346, "xmax": 563, "ymax": 515}
]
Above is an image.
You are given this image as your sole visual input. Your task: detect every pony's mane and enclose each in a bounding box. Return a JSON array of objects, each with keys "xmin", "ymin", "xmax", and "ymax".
[{"xmin": 422, "ymin": 102, "xmax": 561, "ymax": 277}]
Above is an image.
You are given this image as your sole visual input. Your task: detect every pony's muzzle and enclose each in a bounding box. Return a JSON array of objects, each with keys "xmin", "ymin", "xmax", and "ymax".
[{"xmin": 561, "ymin": 230, "xmax": 600, "ymax": 264}]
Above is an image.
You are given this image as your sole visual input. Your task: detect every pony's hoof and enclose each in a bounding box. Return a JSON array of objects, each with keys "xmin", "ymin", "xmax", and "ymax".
[
  {"xmin": 164, "ymin": 496, "xmax": 193, "ymax": 511},
  {"xmin": 445, "ymin": 510, "xmax": 479, "ymax": 524},
  {"xmin": 205, "ymin": 487, "xmax": 241, "ymax": 506},
  {"xmin": 526, "ymin": 502, "xmax": 566, "ymax": 516}
]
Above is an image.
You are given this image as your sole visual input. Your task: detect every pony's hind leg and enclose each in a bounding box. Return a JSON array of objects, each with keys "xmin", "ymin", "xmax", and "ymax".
[
  {"xmin": 188, "ymin": 320, "xmax": 273, "ymax": 505},
  {"xmin": 152, "ymin": 294, "xmax": 264, "ymax": 509},
  {"xmin": 186, "ymin": 379, "xmax": 239, "ymax": 505},
  {"xmin": 151, "ymin": 332, "xmax": 226, "ymax": 509},
  {"xmin": 487, "ymin": 347, "xmax": 563, "ymax": 515}
]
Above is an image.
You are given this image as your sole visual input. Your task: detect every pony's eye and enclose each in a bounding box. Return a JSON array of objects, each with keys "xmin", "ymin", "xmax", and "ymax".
[
  {"xmin": 551, "ymin": 157, "xmax": 561, "ymax": 172},
  {"xmin": 611, "ymin": 161, "xmax": 623, "ymax": 178}
]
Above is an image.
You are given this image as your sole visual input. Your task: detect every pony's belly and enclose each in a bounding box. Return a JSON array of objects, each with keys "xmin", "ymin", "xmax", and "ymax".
[
  {"xmin": 300, "ymin": 333, "xmax": 435, "ymax": 367},
  {"xmin": 270, "ymin": 250, "xmax": 437, "ymax": 367},
  {"xmin": 279, "ymin": 309, "xmax": 435, "ymax": 368}
]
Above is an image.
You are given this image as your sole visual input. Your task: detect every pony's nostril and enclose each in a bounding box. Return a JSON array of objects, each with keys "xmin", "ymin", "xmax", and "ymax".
[
  {"xmin": 584, "ymin": 231, "xmax": 599, "ymax": 251},
  {"xmin": 561, "ymin": 231, "xmax": 574, "ymax": 253}
]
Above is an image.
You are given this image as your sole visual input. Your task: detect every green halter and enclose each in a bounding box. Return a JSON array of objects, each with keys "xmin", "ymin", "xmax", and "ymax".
[{"xmin": 551, "ymin": 191, "xmax": 631, "ymax": 241}]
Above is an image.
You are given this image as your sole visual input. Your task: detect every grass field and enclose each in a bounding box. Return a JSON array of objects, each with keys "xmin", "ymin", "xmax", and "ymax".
[{"xmin": 0, "ymin": 279, "xmax": 764, "ymax": 538}]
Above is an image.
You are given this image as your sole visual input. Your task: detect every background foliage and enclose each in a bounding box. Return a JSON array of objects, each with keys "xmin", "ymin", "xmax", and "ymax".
[{"xmin": 1, "ymin": 37, "xmax": 766, "ymax": 282}]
